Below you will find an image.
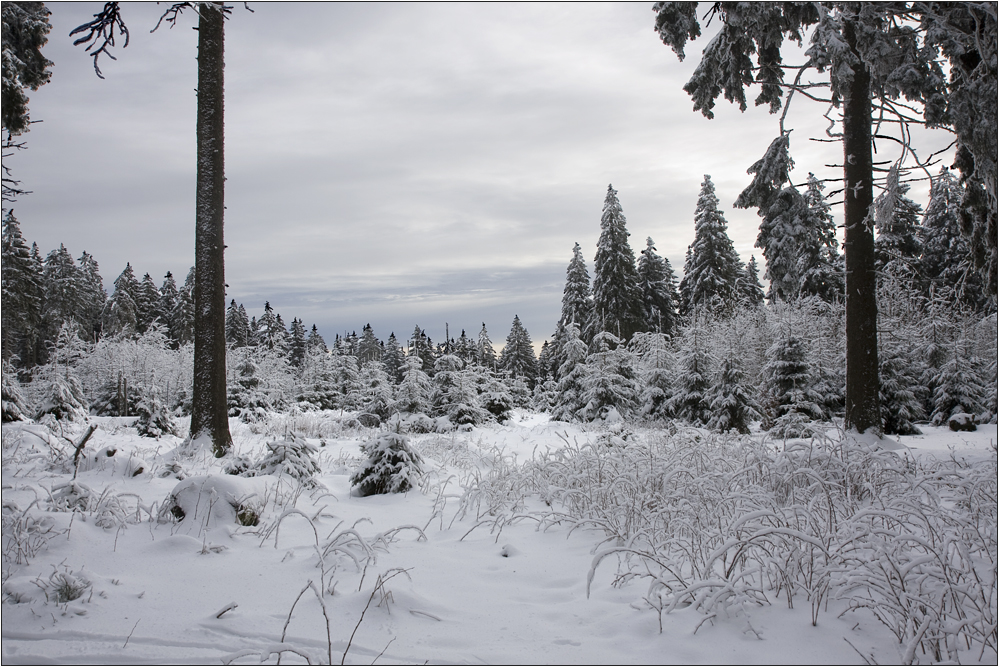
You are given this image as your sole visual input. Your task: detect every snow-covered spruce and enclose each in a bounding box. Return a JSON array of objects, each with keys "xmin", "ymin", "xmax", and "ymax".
[
  {"xmin": 250, "ymin": 433, "xmax": 322, "ymax": 488},
  {"xmin": 350, "ymin": 432, "xmax": 423, "ymax": 497}
]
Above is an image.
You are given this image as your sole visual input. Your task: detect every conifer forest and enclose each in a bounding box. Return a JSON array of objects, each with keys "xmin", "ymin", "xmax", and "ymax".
[{"xmin": 2, "ymin": 2, "xmax": 997, "ymax": 664}]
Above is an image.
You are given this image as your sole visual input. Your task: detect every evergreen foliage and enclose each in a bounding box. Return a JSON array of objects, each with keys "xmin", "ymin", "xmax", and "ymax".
[
  {"xmin": 878, "ymin": 345, "xmax": 924, "ymax": 436},
  {"xmin": 394, "ymin": 355, "xmax": 431, "ymax": 415},
  {"xmin": 382, "ymin": 332, "xmax": 405, "ymax": 384},
  {"xmin": 1, "ymin": 360, "xmax": 30, "ymax": 421},
  {"xmin": 579, "ymin": 331, "xmax": 639, "ymax": 421},
  {"xmin": 637, "ymin": 237, "xmax": 679, "ymax": 336},
  {"xmin": 476, "ymin": 323, "xmax": 497, "ymax": 370},
  {"xmin": 737, "ymin": 256, "xmax": 765, "ymax": 308},
  {"xmin": 225, "ymin": 299, "xmax": 250, "ymax": 348},
  {"xmin": 288, "ymin": 317, "xmax": 307, "ymax": 367},
  {"xmin": 135, "ymin": 272, "xmax": 160, "ymax": 334},
  {"xmin": 498, "ymin": 315, "xmax": 537, "ymax": 386},
  {"xmin": 668, "ymin": 327, "xmax": 712, "ymax": 425},
  {"xmin": 350, "ymin": 432, "xmax": 423, "ymax": 496},
  {"xmin": 1, "ymin": 211, "xmax": 43, "ymax": 365},
  {"xmin": 134, "ymin": 390, "xmax": 178, "ymax": 438},
  {"xmin": 551, "ymin": 322, "xmax": 590, "ymax": 422},
  {"xmin": 592, "ymin": 185, "xmax": 646, "ymax": 340},
  {"xmin": 358, "ymin": 360, "xmax": 394, "ymax": 419},
  {"xmin": 705, "ymin": 357, "xmax": 760, "ymax": 434},
  {"xmin": 680, "ymin": 175, "xmax": 742, "ymax": 315},
  {"xmin": 256, "ymin": 433, "xmax": 322, "ymax": 488},
  {"xmin": 171, "ymin": 267, "xmax": 195, "ymax": 346},
  {"xmin": 356, "ymin": 323, "xmax": 382, "ymax": 364},
  {"xmin": 763, "ymin": 334, "xmax": 825, "ymax": 435},
  {"xmin": 560, "ymin": 242, "xmax": 595, "ymax": 342},
  {"xmin": 1, "ymin": 1, "xmax": 53, "ymax": 136}
]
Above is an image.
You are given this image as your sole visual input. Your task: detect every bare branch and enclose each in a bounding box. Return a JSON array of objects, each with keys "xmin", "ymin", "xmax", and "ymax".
[{"xmin": 69, "ymin": 2, "xmax": 130, "ymax": 79}]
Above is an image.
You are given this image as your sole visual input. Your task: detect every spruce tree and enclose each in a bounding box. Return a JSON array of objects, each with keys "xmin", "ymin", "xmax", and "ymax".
[
  {"xmin": 668, "ymin": 327, "xmax": 712, "ymax": 425},
  {"xmin": 103, "ymin": 262, "xmax": 139, "ymax": 337},
  {"xmin": 476, "ymin": 322, "xmax": 497, "ymax": 370},
  {"xmin": 706, "ymin": 357, "xmax": 760, "ymax": 434},
  {"xmin": 76, "ymin": 251, "xmax": 106, "ymax": 342},
  {"xmin": 358, "ymin": 360, "xmax": 394, "ymax": 419},
  {"xmin": 579, "ymin": 331, "xmax": 639, "ymax": 421},
  {"xmin": 560, "ymin": 242, "xmax": 595, "ymax": 342},
  {"xmin": 42, "ymin": 244, "xmax": 87, "ymax": 342},
  {"xmin": 737, "ymin": 256, "xmax": 765, "ymax": 308},
  {"xmin": 256, "ymin": 301, "xmax": 282, "ymax": 351},
  {"xmin": 592, "ymin": 185, "xmax": 646, "ymax": 340},
  {"xmin": 382, "ymin": 332, "xmax": 405, "ymax": 384},
  {"xmin": 172, "ymin": 267, "xmax": 196, "ymax": 346},
  {"xmin": 919, "ymin": 168, "xmax": 986, "ymax": 311},
  {"xmin": 637, "ymin": 237, "xmax": 679, "ymax": 336},
  {"xmin": 878, "ymin": 343, "xmax": 924, "ymax": 435},
  {"xmin": 158, "ymin": 271, "xmax": 179, "ymax": 345},
  {"xmin": 875, "ymin": 183, "xmax": 922, "ymax": 273},
  {"xmin": 357, "ymin": 323, "xmax": 382, "ymax": 364},
  {"xmin": 135, "ymin": 272, "xmax": 160, "ymax": 333},
  {"xmin": 551, "ymin": 322, "xmax": 590, "ymax": 422},
  {"xmin": 679, "ymin": 175, "xmax": 742, "ymax": 316},
  {"xmin": 225, "ymin": 299, "xmax": 249, "ymax": 347},
  {"xmin": 798, "ymin": 173, "xmax": 843, "ymax": 302},
  {"xmin": 409, "ymin": 326, "xmax": 436, "ymax": 377},
  {"xmin": 498, "ymin": 314, "xmax": 537, "ymax": 386},
  {"xmin": 306, "ymin": 324, "xmax": 327, "ymax": 354},
  {"xmin": 394, "ymin": 354, "xmax": 431, "ymax": 415},
  {"xmin": 1, "ymin": 211, "xmax": 43, "ymax": 365},
  {"xmin": 763, "ymin": 334, "xmax": 826, "ymax": 434},
  {"xmin": 288, "ymin": 317, "xmax": 307, "ymax": 367}
]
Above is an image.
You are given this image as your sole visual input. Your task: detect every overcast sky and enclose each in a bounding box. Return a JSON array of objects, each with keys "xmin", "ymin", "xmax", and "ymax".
[{"xmin": 9, "ymin": 2, "xmax": 952, "ymax": 350}]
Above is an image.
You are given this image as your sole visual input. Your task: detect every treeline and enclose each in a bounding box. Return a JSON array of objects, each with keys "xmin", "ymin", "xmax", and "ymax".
[{"xmin": 1, "ymin": 164, "xmax": 995, "ymax": 435}]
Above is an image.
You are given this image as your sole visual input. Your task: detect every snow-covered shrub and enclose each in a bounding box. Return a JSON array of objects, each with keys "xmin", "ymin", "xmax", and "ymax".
[
  {"xmin": 350, "ymin": 432, "xmax": 423, "ymax": 496},
  {"xmin": 91, "ymin": 373, "xmax": 141, "ymax": 417},
  {"xmin": 2, "ymin": 362, "xmax": 31, "ymax": 422},
  {"xmin": 76, "ymin": 446, "xmax": 147, "ymax": 478},
  {"xmin": 135, "ymin": 391, "xmax": 178, "ymax": 438},
  {"xmin": 35, "ymin": 373, "xmax": 89, "ymax": 424},
  {"xmin": 35, "ymin": 567, "xmax": 92, "ymax": 604},
  {"xmin": 254, "ymin": 433, "xmax": 321, "ymax": 488},
  {"xmin": 2, "ymin": 500, "xmax": 58, "ymax": 566},
  {"xmin": 161, "ymin": 475, "xmax": 267, "ymax": 530},
  {"xmin": 228, "ymin": 357, "xmax": 273, "ymax": 423},
  {"xmin": 48, "ymin": 481, "xmax": 134, "ymax": 529}
]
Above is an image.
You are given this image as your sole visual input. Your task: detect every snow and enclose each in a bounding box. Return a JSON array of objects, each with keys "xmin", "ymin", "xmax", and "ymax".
[{"xmin": 2, "ymin": 414, "xmax": 996, "ymax": 665}]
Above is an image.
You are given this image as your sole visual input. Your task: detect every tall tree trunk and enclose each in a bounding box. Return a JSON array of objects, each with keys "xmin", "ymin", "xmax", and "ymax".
[
  {"xmin": 842, "ymin": 17, "xmax": 881, "ymax": 434},
  {"xmin": 190, "ymin": 2, "xmax": 232, "ymax": 456}
]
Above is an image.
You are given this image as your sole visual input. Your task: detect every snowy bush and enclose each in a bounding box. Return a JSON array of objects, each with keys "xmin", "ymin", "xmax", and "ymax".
[
  {"xmin": 253, "ymin": 433, "xmax": 322, "ymax": 488},
  {"xmin": 35, "ymin": 373, "xmax": 89, "ymax": 424},
  {"xmin": 161, "ymin": 475, "xmax": 268, "ymax": 530},
  {"xmin": 2, "ymin": 363, "xmax": 31, "ymax": 422},
  {"xmin": 350, "ymin": 432, "xmax": 423, "ymax": 496},
  {"xmin": 134, "ymin": 391, "xmax": 178, "ymax": 438},
  {"xmin": 2, "ymin": 500, "xmax": 58, "ymax": 567}
]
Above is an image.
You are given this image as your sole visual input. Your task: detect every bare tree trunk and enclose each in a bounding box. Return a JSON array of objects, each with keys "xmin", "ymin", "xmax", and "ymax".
[
  {"xmin": 842, "ymin": 16, "xmax": 881, "ymax": 434},
  {"xmin": 189, "ymin": 2, "xmax": 232, "ymax": 456}
]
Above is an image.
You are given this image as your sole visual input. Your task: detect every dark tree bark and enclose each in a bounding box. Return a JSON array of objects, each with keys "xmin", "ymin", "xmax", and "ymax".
[
  {"xmin": 841, "ymin": 16, "xmax": 880, "ymax": 434},
  {"xmin": 189, "ymin": 2, "xmax": 232, "ymax": 456}
]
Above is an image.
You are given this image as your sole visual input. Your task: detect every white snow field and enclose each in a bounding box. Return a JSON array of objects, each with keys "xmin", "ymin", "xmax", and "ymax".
[{"xmin": 2, "ymin": 411, "xmax": 996, "ymax": 665}]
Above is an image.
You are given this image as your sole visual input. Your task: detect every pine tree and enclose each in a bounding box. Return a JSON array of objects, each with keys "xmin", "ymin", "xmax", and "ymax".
[
  {"xmin": 103, "ymin": 263, "xmax": 139, "ymax": 337},
  {"xmin": 592, "ymin": 185, "xmax": 646, "ymax": 340},
  {"xmin": 274, "ymin": 313, "xmax": 291, "ymax": 356},
  {"xmin": 560, "ymin": 242, "xmax": 595, "ymax": 341},
  {"xmin": 1, "ymin": 211, "xmax": 43, "ymax": 365},
  {"xmin": 498, "ymin": 314, "xmax": 537, "ymax": 386},
  {"xmin": 680, "ymin": 175, "xmax": 741, "ymax": 316},
  {"xmin": 357, "ymin": 323, "xmax": 382, "ymax": 364},
  {"xmin": 737, "ymin": 256, "xmax": 765, "ymax": 308},
  {"xmin": 631, "ymin": 331, "xmax": 674, "ymax": 420},
  {"xmin": 288, "ymin": 317, "xmax": 307, "ymax": 367},
  {"xmin": 1, "ymin": 360, "xmax": 31, "ymax": 422},
  {"xmin": 408, "ymin": 326, "xmax": 436, "ymax": 377},
  {"xmin": 330, "ymin": 351, "xmax": 361, "ymax": 410},
  {"xmin": 637, "ymin": 237, "xmax": 679, "ymax": 336},
  {"xmin": 928, "ymin": 342, "xmax": 987, "ymax": 426},
  {"xmin": 706, "ymin": 357, "xmax": 760, "ymax": 434},
  {"xmin": 455, "ymin": 329, "xmax": 475, "ymax": 366},
  {"xmin": 476, "ymin": 323, "xmax": 496, "ymax": 370}
]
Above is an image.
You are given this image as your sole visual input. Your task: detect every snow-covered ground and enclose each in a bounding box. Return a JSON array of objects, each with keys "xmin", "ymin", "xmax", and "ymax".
[{"xmin": 2, "ymin": 412, "xmax": 996, "ymax": 665}]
